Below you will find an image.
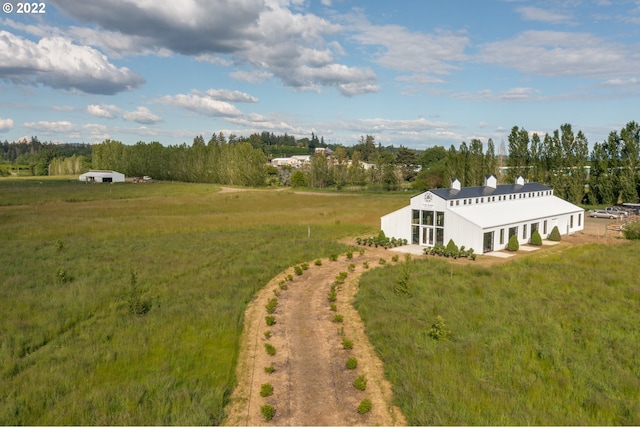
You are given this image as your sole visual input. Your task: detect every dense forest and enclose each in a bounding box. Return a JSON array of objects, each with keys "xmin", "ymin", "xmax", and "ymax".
[{"xmin": 2, "ymin": 121, "xmax": 639, "ymax": 204}]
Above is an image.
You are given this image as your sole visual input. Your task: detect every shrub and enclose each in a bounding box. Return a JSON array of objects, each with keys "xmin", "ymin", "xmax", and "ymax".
[
  {"xmin": 348, "ymin": 263, "xmax": 356, "ymax": 272},
  {"xmin": 506, "ymin": 234, "xmax": 519, "ymax": 251},
  {"xmin": 329, "ymin": 254, "xmax": 338, "ymax": 261},
  {"xmin": 260, "ymin": 404, "xmax": 275, "ymax": 421},
  {"xmin": 378, "ymin": 258, "xmax": 386, "ymax": 265},
  {"xmin": 327, "ymin": 291, "xmax": 337, "ymax": 302},
  {"xmin": 301, "ymin": 262, "xmax": 309, "ymax": 270},
  {"xmin": 358, "ymin": 399, "xmax": 372, "ymax": 414},
  {"xmin": 330, "ymin": 303, "xmax": 337, "ymax": 312},
  {"xmin": 56, "ymin": 268, "xmax": 72, "ymax": 284},
  {"xmin": 346, "ymin": 357, "xmax": 358, "ymax": 370},
  {"xmin": 342, "ymin": 337, "xmax": 354, "ymax": 349},
  {"xmin": 363, "ymin": 261, "xmax": 369, "ymax": 269},
  {"xmin": 623, "ymin": 220, "xmax": 640, "ymax": 240},
  {"xmin": 428, "ymin": 315, "xmax": 451, "ymax": 340},
  {"xmin": 346, "ymin": 251, "xmax": 353, "ymax": 259},
  {"xmin": 260, "ymin": 383, "xmax": 273, "ymax": 397},
  {"xmin": 264, "ymin": 365, "xmax": 275, "ymax": 374},
  {"xmin": 264, "ymin": 330, "xmax": 271, "ymax": 339},
  {"xmin": 264, "ymin": 343, "xmax": 276, "ymax": 356},
  {"xmin": 265, "ymin": 315, "xmax": 276, "ymax": 326},
  {"xmin": 391, "ymin": 254, "xmax": 399, "ymax": 262},
  {"xmin": 294, "ymin": 266, "xmax": 303, "ymax": 276},
  {"xmin": 353, "ymin": 374, "xmax": 367, "ymax": 391},
  {"xmin": 332, "ymin": 314, "xmax": 344, "ymax": 323},
  {"xmin": 548, "ymin": 225, "xmax": 561, "ymax": 241},
  {"xmin": 314, "ymin": 259, "xmax": 322, "ymax": 266},
  {"xmin": 265, "ymin": 298, "xmax": 278, "ymax": 314},
  {"xmin": 530, "ymin": 229, "xmax": 543, "ymax": 245},
  {"xmin": 445, "ymin": 239, "xmax": 459, "ymax": 255}
]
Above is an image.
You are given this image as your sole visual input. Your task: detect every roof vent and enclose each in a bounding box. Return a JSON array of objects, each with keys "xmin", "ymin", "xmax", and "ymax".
[
  {"xmin": 515, "ymin": 176, "xmax": 525, "ymax": 186},
  {"xmin": 451, "ymin": 178, "xmax": 461, "ymax": 191},
  {"xmin": 484, "ymin": 174, "xmax": 497, "ymax": 189}
]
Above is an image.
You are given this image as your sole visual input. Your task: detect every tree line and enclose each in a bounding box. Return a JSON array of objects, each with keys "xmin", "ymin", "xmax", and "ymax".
[{"xmin": 2, "ymin": 121, "xmax": 639, "ymax": 204}]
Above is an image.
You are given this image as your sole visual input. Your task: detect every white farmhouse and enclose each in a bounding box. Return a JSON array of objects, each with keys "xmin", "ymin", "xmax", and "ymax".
[
  {"xmin": 79, "ymin": 170, "xmax": 125, "ymax": 183},
  {"xmin": 381, "ymin": 175, "xmax": 584, "ymax": 254}
]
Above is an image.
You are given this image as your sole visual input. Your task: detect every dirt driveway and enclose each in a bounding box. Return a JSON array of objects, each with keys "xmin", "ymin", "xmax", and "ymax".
[{"xmin": 224, "ymin": 248, "xmax": 406, "ymax": 426}]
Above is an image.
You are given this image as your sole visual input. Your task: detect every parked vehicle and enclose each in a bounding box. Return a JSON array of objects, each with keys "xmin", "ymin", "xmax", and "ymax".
[
  {"xmin": 590, "ymin": 210, "xmax": 618, "ymax": 219},
  {"xmin": 605, "ymin": 206, "xmax": 629, "ymax": 217}
]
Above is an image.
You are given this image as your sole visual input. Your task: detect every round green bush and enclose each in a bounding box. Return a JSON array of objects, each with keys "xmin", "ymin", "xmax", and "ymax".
[
  {"xmin": 623, "ymin": 220, "xmax": 640, "ymax": 240},
  {"xmin": 548, "ymin": 225, "xmax": 561, "ymax": 241},
  {"xmin": 506, "ymin": 234, "xmax": 519, "ymax": 251},
  {"xmin": 530, "ymin": 229, "xmax": 543, "ymax": 246}
]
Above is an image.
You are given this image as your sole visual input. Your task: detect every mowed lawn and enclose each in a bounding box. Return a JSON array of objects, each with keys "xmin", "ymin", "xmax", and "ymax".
[
  {"xmin": 355, "ymin": 243, "xmax": 640, "ymax": 425},
  {"xmin": 0, "ymin": 179, "xmax": 405, "ymax": 425}
]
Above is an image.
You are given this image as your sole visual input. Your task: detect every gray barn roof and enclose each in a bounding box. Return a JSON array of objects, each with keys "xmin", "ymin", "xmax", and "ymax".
[{"xmin": 431, "ymin": 182, "xmax": 551, "ymax": 200}]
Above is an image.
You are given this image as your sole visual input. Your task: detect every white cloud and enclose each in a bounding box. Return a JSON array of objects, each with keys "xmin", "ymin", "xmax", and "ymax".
[
  {"xmin": 23, "ymin": 120, "xmax": 110, "ymax": 141},
  {"xmin": 516, "ymin": 6, "xmax": 574, "ymax": 24},
  {"xmin": 347, "ymin": 13, "xmax": 469, "ymax": 81},
  {"xmin": 87, "ymin": 104, "xmax": 118, "ymax": 119},
  {"xmin": 47, "ymin": 0, "xmax": 377, "ymax": 96},
  {"xmin": 230, "ymin": 70, "xmax": 273, "ymax": 83},
  {"xmin": 0, "ymin": 31, "xmax": 144, "ymax": 94},
  {"xmin": 478, "ymin": 30, "xmax": 640, "ymax": 80},
  {"xmin": 122, "ymin": 107, "xmax": 163, "ymax": 124},
  {"xmin": 204, "ymin": 89, "xmax": 259, "ymax": 103},
  {"xmin": 0, "ymin": 117, "xmax": 14, "ymax": 132},
  {"xmin": 155, "ymin": 93, "xmax": 242, "ymax": 117}
]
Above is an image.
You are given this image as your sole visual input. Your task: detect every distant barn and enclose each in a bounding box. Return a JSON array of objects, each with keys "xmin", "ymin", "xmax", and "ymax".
[{"xmin": 79, "ymin": 170, "xmax": 125, "ymax": 183}]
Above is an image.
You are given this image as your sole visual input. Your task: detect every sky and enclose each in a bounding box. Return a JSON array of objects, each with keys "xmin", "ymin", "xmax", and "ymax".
[{"xmin": 1, "ymin": 0, "xmax": 640, "ymax": 150}]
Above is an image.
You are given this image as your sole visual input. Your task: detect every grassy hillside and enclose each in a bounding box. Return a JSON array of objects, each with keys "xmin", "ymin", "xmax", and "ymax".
[
  {"xmin": 355, "ymin": 246, "xmax": 640, "ymax": 425},
  {"xmin": 0, "ymin": 178, "xmax": 405, "ymax": 424}
]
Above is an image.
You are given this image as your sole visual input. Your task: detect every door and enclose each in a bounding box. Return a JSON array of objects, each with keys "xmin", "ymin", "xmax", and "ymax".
[{"xmin": 483, "ymin": 231, "xmax": 494, "ymax": 253}]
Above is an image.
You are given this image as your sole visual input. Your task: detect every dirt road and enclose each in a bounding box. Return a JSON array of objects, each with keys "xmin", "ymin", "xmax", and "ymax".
[{"xmin": 224, "ymin": 248, "xmax": 406, "ymax": 426}]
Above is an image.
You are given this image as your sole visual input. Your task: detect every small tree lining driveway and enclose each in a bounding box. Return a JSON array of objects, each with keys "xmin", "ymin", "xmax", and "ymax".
[{"xmin": 224, "ymin": 248, "xmax": 406, "ymax": 426}]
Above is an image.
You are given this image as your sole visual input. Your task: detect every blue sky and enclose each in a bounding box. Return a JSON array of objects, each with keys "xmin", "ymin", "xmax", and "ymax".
[{"xmin": 1, "ymin": 0, "xmax": 639, "ymax": 150}]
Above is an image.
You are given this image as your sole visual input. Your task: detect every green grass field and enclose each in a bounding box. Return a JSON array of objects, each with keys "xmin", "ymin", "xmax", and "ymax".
[
  {"xmin": 3, "ymin": 178, "xmax": 639, "ymax": 425},
  {"xmin": 355, "ymin": 246, "xmax": 640, "ymax": 425},
  {"xmin": 0, "ymin": 178, "xmax": 405, "ymax": 424}
]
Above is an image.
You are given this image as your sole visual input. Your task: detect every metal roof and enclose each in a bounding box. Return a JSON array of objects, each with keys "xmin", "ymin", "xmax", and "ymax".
[
  {"xmin": 451, "ymin": 195, "xmax": 583, "ymax": 229},
  {"xmin": 431, "ymin": 182, "xmax": 550, "ymax": 200}
]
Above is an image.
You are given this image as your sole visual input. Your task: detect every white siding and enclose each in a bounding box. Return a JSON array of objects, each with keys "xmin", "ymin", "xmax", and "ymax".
[{"xmin": 381, "ymin": 206, "xmax": 411, "ymax": 242}]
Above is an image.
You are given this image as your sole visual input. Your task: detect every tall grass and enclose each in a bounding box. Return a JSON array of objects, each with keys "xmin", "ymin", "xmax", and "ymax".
[
  {"xmin": 355, "ymin": 244, "xmax": 640, "ymax": 425},
  {"xmin": 0, "ymin": 179, "xmax": 406, "ymax": 425}
]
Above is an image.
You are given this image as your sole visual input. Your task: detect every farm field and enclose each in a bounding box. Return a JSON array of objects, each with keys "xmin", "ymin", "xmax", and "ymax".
[
  {"xmin": 0, "ymin": 178, "xmax": 405, "ymax": 425},
  {"xmin": 2, "ymin": 177, "xmax": 640, "ymax": 425},
  {"xmin": 355, "ymin": 241, "xmax": 640, "ymax": 425}
]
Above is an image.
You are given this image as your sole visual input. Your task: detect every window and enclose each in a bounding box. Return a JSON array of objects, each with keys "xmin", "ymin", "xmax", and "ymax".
[
  {"xmin": 509, "ymin": 227, "xmax": 518, "ymax": 239},
  {"xmin": 570, "ymin": 215, "xmax": 574, "ymax": 228},
  {"xmin": 523, "ymin": 224, "xmax": 527, "ymax": 239},
  {"xmin": 450, "ymin": 201, "xmax": 454, "ymax": 206},
  {"xmin": 436, "ymin": 211, "xmax": 445, "ymax": 227},
  {"xmin": 578, "ymin": 213, "xmax": 582, "ymax": 227},
  {"xmin": 543, "ymin": 220, "xmax": 547, "ymax": 235},
  {"xmin": 463, "ymin": 199, "xmax": 467, "ymax": 205},
  {"xmin": 456, "ymin": 200, "xmax": 459, "ymax": 206},
  {"xmin": 412, "ymin": 209, "xmax": 420, "ymax": 225},
  {"xmin": 436, "ymin": 228, "xmax": 444, "ymax": 246},
  {"xmin": 422, "ymin": 211, "xmax": 434, "ymax": 226},
  {"xmin": 500, "ymin": 228, "xmax": 505, "ymax": 244}
]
